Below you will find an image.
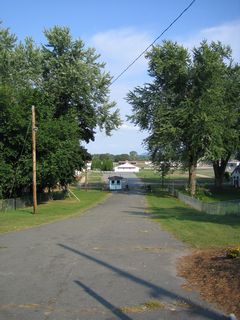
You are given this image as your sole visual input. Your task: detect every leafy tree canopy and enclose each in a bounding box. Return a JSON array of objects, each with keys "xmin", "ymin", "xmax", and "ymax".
[
  {"xmin": 127, "ymin": 40, "xmax": 239, "ymax": 195},
  {"xmin": 0, "ymin": 23, "xmax": 121, "ymax": 198}
]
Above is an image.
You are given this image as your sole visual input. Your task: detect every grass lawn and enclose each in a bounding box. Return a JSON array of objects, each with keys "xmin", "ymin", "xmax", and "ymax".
[
  {"xmin": 146, "ymin": 190, "xmax": 240, "ymax": 248},
  {"xmin": 138, "ymin": 169, "xmax": 240, "ymax": 202},
  {"xmin": 137, "ymin": 169, "xmax": 187, "ymax": 183},
  {"xmin": 196, "ymin": 168, "xmax": 214, "ymax": 178},
  {"xmin": 196, "ymin": 186, "xmax": 240, "ymax": 202},
  {"xmin": 137, "ymin": 169, "xmax": 214, "ymax": 185},
  {"xmin": 88, "ymin": 171, "xmax": 103, "ymax": 183},
  {"xmin": 0, "ymin": 188, "xmax": 109, "ymax": 234}
]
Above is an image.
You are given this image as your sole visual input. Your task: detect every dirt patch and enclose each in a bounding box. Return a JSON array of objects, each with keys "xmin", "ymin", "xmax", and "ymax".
[{"xmin": 178, "ymin": 248, "xmax": 240, "ymax": 318}]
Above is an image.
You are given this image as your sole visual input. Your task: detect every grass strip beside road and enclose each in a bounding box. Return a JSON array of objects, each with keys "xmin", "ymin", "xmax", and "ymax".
[
  {"xmin": 0, "ymin": 189, "xmax": 109, "ymax": 234},
  {"xmin": 146, "ymin": 191, "xmax": 240, "ymax": 248}
]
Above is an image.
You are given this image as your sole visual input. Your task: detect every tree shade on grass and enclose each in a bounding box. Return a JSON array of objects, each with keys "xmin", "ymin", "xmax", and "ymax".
[
  {"xmin": 0, "ymin": 189, "xmax": 109, "ymax": 234},
  {"xmin": 146, "ymin": 190, "xmax": 240, "ymax": 248}
]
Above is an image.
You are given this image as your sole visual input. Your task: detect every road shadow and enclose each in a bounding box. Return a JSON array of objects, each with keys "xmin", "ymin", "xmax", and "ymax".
[
  {"xmin": 127, "ymin": 190, "xmax": 240, "ymax": 226},
  {"xmin": 74, "ymin": 280, "xmax": 133, "ymax": 320},
  {"xmin": 58, "ymin": 243, "xmax": 226, "ymax": 320},
  {"xmin": 148, "ymin": 203, "xmax": 240, "ymax": 227}
]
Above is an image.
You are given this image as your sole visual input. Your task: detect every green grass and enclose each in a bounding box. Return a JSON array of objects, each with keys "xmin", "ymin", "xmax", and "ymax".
[
  {"xmin": 196, "ymin": 168, "xmax": 214, "ymax": 178},
  {"xmin": 146, "ymin": 190, "xmax": 240, "ymax": 248},
  {"xmin": 196, "ymin": 186, "xmax": 240, "ymax": 202},
  {"xmin": 88, "ymin": 171, "xmax": 103, "ymax": 183},
  {"xmin": 136, "ymin": 169, "xmax": 162, "ymax": 183},
  {"xmin": 138, "ymin": 169, "xmax": 240, "ymax": 202},
  {"xmin": 0, "ymin": 188, "xmax": 109, "ymax": 234},
  {"xmin": 137, "ymin": 169, "xmax": 214, "ymax": 184}
]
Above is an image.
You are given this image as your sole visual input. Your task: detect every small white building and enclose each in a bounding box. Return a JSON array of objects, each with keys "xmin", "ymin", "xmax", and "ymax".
[
  {"xmin": 86, "ymin": 161, "xmax": 92, "ymax": 171},
  {"xmin": 114, "ymin": 162, "xmax": 140, "ymax": 173},
  {"xmin": 108, "ymin": 176, "xmax": 123, "ymax": 190},
  {"xmin": 231, "ymin": 165, "xmax": 240, "ymax": 188}
]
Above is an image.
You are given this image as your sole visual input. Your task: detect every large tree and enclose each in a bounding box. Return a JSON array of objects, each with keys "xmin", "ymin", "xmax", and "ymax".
[
  {"xmin": 210, "ymin": 64, "xmax": 240, "ymax": 187},
  {"xmin": 41, "ymin": 26, "xmax": 121, "ymax": 140},
  {"xmin": 127, "ymin": 40, "xmax": 237, "ymax": 196},
  {"xmin": 0, "ymin": 24, "xmax": 121, "ymax": 198}
]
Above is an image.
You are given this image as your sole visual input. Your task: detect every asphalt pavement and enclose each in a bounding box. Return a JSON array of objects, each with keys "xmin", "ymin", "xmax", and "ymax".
[{"xmin": 0, "ymin": 174, "xmax": 227, "ymax": 320}]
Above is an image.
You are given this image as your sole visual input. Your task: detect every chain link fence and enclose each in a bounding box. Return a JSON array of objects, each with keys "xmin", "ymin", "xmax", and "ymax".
[{"xmin": 0, "ymin": 192, "xmax": 67, "ymax": 212}]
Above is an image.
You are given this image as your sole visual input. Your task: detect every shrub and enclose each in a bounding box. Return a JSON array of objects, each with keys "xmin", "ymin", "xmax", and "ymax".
[
  {"xmin": 226, "ymin": 247, "xmax": 240, "ymax": 259},
  {"xmin": 195, "ymin": 186, "xmax": 212, "ymax": 200},
  {"xmin": 223, "ymin": 171, "xmax": 230, "ymax": 181}
]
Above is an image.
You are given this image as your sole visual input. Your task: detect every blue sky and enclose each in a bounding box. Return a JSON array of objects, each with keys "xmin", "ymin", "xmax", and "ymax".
[{"xmin": 2, "ymin": 0, "xmax": 240, "ymax": 154}]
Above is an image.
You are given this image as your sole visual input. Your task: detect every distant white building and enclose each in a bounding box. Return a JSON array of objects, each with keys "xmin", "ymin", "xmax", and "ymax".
[
  {"xmin": 114, "ymin": 162, "xmax": 140, "ymax": 173},
  {"xmin": 144, "ymin": 161, "xmax": 152, "ymax": 166},
  {"xmin": 86, "ymin": 161, "xmax": 92, "ymax": 171},
  {"xmin": 74, "ymin": 170, "xmax": 82, "ymax": 178}
]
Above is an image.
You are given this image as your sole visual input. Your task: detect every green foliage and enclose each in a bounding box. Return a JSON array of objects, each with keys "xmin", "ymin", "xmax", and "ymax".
[
  {"xmin": 91, "ymin": 156, "xmax": 113, "ymax": 171},
  {"xmin": 91, "ymin": 157, "xmax": 102, "ymax": 170},
  {"xmin": 91, "ymin": 152, "xmax": 150, "ymax": 162},
  {"xmin": 129, "ymin": 151, "xmax": 138, "ymax": 160},
  {"xmin": 194, "ymin": 186, "xmax": 212, "ymax": 201},
  {"xmin": 0, "ymin": 189, "xmax": 108, "ymax": 233},
  {"xmin": 226, "ymin": 247, "xmax": 240, "ymax": 259},
  {"xmin": 101, "ymin": 159, "xmax": 113, "ymax": 171},
  {"xmin": 223, "ymin": 171, "xmax": 230, "ymax": 181},
  {"xmin": 0, "ymin": 24, "xmax": 121, "ymax": 198},
  {"xmin": 41, "ymin": 26, "xmax": 121, "ymax": 140},
  {"xmin": 127, "ymin": 40, "xmax": 239, "ymax": 196},
  {"xmin": 114, "ymin": 154, "xmax": 130, "ymax": 162},
  {"xmin": 235, "ymin": 151, "xmax": 240, "ymax": 160},
  {"xmin": 146, "ymin": 190, "xmax": 240, "ymax": 248}
]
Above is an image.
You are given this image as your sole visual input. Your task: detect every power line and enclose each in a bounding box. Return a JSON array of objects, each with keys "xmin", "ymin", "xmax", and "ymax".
[{"xmin": 110, "ymin": 0, "xmax": 196, "ymax": 86}]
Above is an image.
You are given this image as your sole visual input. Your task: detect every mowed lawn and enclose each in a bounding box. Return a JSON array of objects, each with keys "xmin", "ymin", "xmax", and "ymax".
[
  {"xmin": 0, "ymin": 188, "xmax": 109, "ymax": 234},
  {"xmin": 137, "ymin": 169, "xmax": 214, "ymax": 185},
  {"xmin": 146, "ymin": 191, "xmax": 240, "ymax": 248}
]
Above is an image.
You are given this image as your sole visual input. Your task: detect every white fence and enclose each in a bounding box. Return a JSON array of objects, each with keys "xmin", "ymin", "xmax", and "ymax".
[{"xmin": 168, "ymin": 187, "xmax": 240, "ymax": 215}]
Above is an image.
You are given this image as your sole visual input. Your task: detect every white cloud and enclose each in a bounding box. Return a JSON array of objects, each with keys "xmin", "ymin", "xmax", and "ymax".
[
  {"xmin": 120, "ymin": 123, "xmax": 138, "ymax": 131},
  {"xmin": 91, "ymin": 28, "xmax": 152, "ymax": 77},
  {"xmin": 180, "ymin": 20, "xmax": 240, "ymax": 61}
]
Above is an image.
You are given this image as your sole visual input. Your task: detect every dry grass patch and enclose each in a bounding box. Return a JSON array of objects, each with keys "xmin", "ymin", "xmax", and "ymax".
[{"xmin": 120, "ymin": 300, "xmax": 165, "ymax": 314}]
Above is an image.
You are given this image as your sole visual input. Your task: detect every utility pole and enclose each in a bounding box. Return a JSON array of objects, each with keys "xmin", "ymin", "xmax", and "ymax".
[
  {"xmin": 85, "ymin": 161, "xmax": 88, "ymax": 191},
  {"xmin": 32, "ymin": 105, "xmax": 37, "ymax": 214}
]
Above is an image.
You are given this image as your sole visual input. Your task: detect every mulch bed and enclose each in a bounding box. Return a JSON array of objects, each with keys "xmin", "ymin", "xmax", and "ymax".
[{"xmin": 178, "ymin": 248, "xmax": 240, "ymax": 318}]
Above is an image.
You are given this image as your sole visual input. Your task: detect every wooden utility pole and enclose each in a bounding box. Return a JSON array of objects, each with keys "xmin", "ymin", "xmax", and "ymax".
[
  {"xmin": 85, "ymin": 161, "xmax": 88, "ymax": 191},
  {"xmin": 32, "ymin": 105, "xmax": 37, "ymax": 214}
]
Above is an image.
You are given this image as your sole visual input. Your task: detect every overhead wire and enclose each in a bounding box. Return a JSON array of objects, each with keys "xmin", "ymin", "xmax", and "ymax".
[{"xmin": 110, "ymin": 0, "xmax": 196, "ymax": 86}]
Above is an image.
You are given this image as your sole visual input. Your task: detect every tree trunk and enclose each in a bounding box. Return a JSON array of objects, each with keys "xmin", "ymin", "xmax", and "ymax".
[
  {"xmin": 213, "ymin": 154, "xmax": 230, "ymax": 188},
  {"xmin": 188, "ymin": 161, "xmax": 197, "ymax": 197},
  {"xmin": 161, "ymin": 170, "xmax": 165, "ymax": 188}
]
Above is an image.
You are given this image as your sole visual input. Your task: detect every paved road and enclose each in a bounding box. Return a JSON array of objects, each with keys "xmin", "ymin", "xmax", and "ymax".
[{"xmin": 0, "ymin": 174, "xmax": 226, "ymax": 320}]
